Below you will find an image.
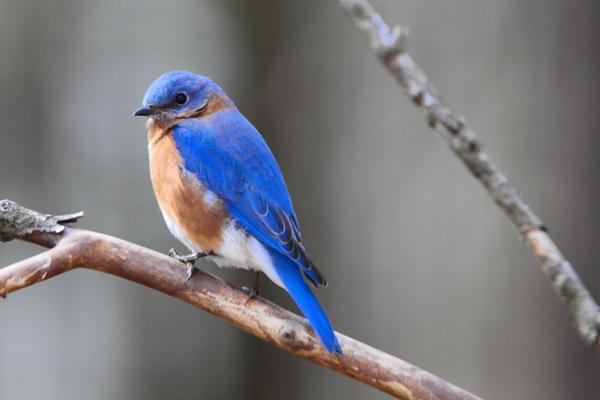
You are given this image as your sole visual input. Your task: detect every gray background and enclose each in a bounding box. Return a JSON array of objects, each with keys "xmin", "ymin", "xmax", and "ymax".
[{"xmin": 1, "ymin": 0, "xmax": 599, "ymax": 398}]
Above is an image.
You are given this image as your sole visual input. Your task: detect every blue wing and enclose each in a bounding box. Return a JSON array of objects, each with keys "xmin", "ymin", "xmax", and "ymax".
[{"xmin": 172, "ymin": 114, "xmax": 326, "ymax": 287}]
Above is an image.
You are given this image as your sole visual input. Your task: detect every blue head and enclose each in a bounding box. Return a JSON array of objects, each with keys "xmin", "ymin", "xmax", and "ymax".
[{"xmin": 134, "ymin": 71, "xmax": 232, "ymax": 123}]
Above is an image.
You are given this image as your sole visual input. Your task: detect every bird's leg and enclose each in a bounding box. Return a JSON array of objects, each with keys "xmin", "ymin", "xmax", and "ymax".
[
  {"xmin": 245, "ymin": 271, "xmax": 261, "ymax": 304},
  {"xmin": 168, "ymin": 249, "xmax": 213, "ymax": 282}
]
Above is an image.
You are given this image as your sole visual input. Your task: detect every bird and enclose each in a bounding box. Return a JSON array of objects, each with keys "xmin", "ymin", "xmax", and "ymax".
[{"xmin": 134, "ymin": 71, "xmax": 342, "ymax": 354}]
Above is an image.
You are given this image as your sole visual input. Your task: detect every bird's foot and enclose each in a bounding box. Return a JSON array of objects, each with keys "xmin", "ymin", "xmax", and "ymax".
[
  {"xmin": 168, "ymin": 248, "xmax": 209, "ymax": 264},
  {"xmin": 245, "ymin": 271, "xmax": 261, "ymax": 305},
  {"xmin": 168, "ymin": 249, "xmax": 213, "ymax": 282}
]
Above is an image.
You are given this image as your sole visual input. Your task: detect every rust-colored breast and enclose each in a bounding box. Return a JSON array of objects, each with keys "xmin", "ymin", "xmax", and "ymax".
[{"xmin": 148, "ymin": 121, "xmax": 225, "ymax": 251}]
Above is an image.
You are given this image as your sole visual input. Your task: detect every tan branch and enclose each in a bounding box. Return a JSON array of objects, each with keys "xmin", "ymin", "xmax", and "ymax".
[
  {"xmin": 337, "ymin": 0, "xmax": 600, "ymax": 350},
  {"xmin": 0, "ymin": 201, "xmax": 481, "ymax": 400}
]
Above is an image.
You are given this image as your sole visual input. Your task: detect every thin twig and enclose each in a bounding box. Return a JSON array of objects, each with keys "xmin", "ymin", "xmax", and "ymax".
[
  {"xmin": 0, "ymin": 201, "xmax": 481, "ymax": 400},
  {"xmin": 337, "ymin": 0, "xmax": 600, "ymax": 350}
]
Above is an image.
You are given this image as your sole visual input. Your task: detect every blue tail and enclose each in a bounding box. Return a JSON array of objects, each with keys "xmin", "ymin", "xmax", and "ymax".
[{"xmin": 270, "ymin": 250, "xmax": 342, "ymax": 353}]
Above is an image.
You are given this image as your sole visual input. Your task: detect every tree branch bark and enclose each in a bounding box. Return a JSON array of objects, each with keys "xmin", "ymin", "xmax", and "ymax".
[
  {"xmin": 0, "ymin": 200, "xmax": 481, "ymax": 400},
  {"xmin": 337, "ymin": 0, "xmax": 600, "ymax": 350}
]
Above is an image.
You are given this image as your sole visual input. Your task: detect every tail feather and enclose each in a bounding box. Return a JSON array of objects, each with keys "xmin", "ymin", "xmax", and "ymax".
[{"xmin": 270, "ymin": 250, "xmax": 342, "ymax": 353}]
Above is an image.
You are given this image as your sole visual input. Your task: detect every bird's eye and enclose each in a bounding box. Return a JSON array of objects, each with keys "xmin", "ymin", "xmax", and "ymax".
[{"xmin": 175, "ymin": 93, "xmax": 188, "ymax": 105}]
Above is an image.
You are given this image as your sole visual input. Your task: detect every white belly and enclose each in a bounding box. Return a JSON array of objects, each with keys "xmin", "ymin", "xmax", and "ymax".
[{"xmin": 163, "ymin": 212, "xmax": 284, "ymax": 288}]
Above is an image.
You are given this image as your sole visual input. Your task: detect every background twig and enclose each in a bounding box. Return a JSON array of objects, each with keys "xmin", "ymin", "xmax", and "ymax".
[
  {"xmin": 0, "ymin": 201, "xmax": 481, "ymax": 400},
  {"xmin": 337, "ymin": 0, "xmax": 600, "ymax": 350}
]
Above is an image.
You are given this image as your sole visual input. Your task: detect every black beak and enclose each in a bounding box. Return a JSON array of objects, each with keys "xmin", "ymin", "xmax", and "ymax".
[{"xmin": 133, "ymin": 106, "xmax": 154, "ymax": 116}]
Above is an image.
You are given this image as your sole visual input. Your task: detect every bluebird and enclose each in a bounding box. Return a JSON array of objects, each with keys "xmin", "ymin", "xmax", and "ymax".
[{"xmin": 134, "ymin": 71, "xmax": 342, "ymax": 353}]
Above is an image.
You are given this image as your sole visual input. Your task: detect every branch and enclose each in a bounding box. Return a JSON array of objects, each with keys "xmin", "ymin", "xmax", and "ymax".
[
  {"xmin": 337, "ymin": 0, "xmax": 600, "ymax": 350},
  {"xmin": 0, "ymin": 200, "xmax": 481, "ymax": 400}
]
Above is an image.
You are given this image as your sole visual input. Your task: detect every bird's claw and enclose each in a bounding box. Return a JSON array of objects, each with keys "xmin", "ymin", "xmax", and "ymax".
[
  {"xmin": 185, "ymin": 265, "xmax": 196, "ymax": 283},
  {"xmin": 168, "ymin": 248, "xmax": 208, "ymax": 265},
  {"xmin": 168, "ymin": 249, "xmax": 213, "ymax": 282},
  {"xmin": 169, "ymin": 248, "xmax": 191, "ymax": 264},
  {"xmin": 244, "ymin": 272, "xmax": 260, "ymax": 305}
]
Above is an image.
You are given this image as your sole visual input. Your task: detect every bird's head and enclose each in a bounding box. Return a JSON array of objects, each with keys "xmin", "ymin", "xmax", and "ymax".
[{"xmin": 134, "ymin": 71, "xmax": 232, "ymax": 124}]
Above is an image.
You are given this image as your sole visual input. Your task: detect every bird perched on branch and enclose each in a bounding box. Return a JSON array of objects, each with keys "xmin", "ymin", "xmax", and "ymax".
[{"xmin": 134, "ymin": 71, "xmax": 341, "ymax": 353}]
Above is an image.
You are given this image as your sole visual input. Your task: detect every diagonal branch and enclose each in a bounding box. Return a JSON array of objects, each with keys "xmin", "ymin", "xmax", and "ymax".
[
  {"xmin": 337, "ymin": 0, "xmax": 600, "ymax": 350},
  {"xmin": 0, "ymin": 200, "xmax": 481, "ymax": 400}
]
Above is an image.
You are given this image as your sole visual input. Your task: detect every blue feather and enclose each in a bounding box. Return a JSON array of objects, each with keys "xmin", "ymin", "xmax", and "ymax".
[{"xmin": 268, "ymin": 249, "xmax": 342, "ymax": 353}]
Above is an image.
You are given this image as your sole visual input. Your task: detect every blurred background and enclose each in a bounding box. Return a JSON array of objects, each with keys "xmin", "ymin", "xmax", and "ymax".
[{"xmin": 1, "ymin": 0, "xmax": 599, "ymax": 398}]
